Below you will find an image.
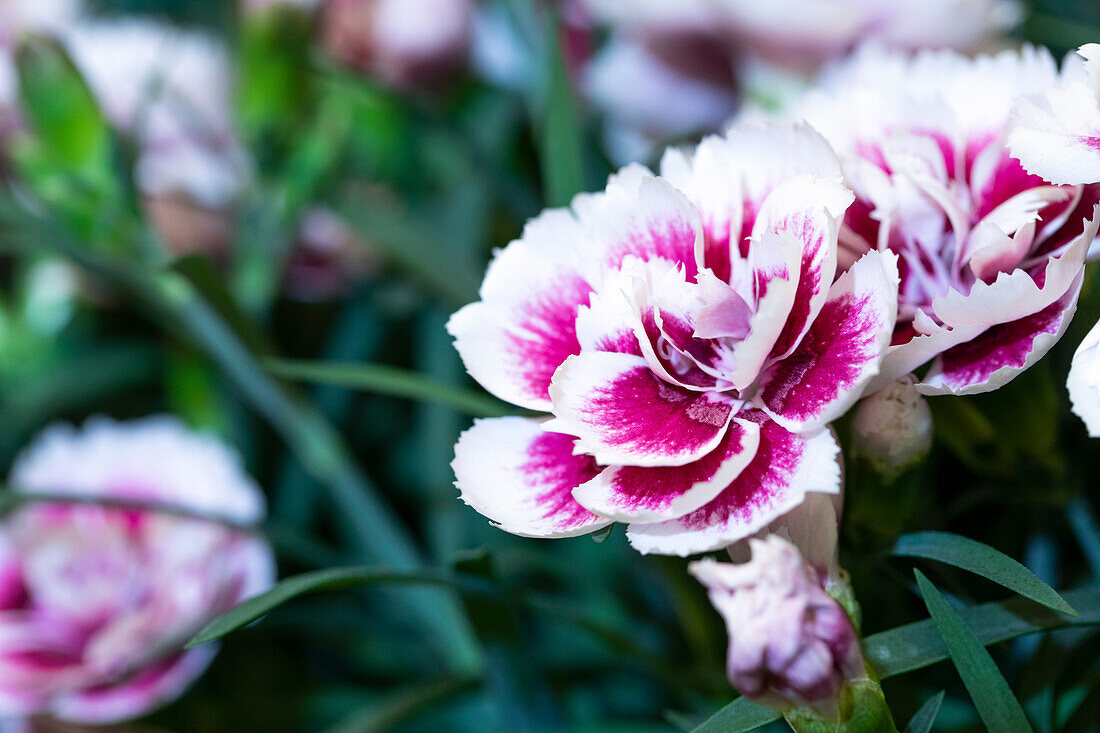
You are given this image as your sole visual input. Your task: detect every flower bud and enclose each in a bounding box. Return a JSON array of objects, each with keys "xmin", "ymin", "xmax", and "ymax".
[
  {"xmin": 851, "ymin": 375, "xmax": 932, "ymax": 473},
  {"xmin": 321, "ymin": 0, "xmax": 473, "ymax": 90},
  {"xmin": 690, "ymin": 536, "xmax": 863, "ymax": 714}
]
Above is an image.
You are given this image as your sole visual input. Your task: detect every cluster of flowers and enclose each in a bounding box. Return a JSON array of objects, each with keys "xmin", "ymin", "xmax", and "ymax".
[
  {"xmin": 450, "ymin": 43, "xmax": 1100, "ymax": 716},
  {"xmin": 0, "ymin": 418, "xmax": 274, "ymax": 729}
]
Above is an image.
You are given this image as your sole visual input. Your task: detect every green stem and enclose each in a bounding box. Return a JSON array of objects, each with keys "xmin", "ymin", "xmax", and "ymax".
[{"xmin": 266, "ymin": 357, "xmax": 516, "ymax": 418}]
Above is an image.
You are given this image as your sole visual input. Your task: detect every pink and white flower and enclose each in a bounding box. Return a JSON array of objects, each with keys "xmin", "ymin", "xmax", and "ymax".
[
  {"xmin": 450, "ymin": 123, "xmax": 899, "ymax": 556},
  {"xmin": 690, "ymin": 535, "xmax": 864, "ymax": 712},
  {"xmin": 0, "ymin": 417, "xmax": 274, "ymax": 725},
  {"xmin": 787, "ymin": 45, "xmax": 1100, "ymax": 395}
]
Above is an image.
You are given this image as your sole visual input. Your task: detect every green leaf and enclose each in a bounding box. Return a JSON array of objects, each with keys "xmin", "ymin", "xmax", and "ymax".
[
  {"xmin": 690, "ymin": 697, "xmax": 780, "ymax": 733},
  {"xmin": 15, "ymin": 35, "xmax": 110, "ymax": 173},
  {"xmin": 892, "ymin": 531, "xmax": 1076, "ymax": 616},
  {"xmin": 694, "ymin": 587, "xmax": 1100, "ymax": 732},
  {"xmin": 865, "ymin": 587, "xmax": 1099, "ymax": 678},
  {"xmin": 187, "ymin": 566, "xmax": 461, "ymax": 648},
  {"xmin": 265, "ymin": 358, "xmax": 516, "ymax": 418},
  {"xmin": 537, "ymin": 8, "xmax": 585, "ymax": 207},
  {"xmin": 903, "ymin": 691, "xmax": 945, "ymax": 733},
  {"xmin": 914, "ymin": 570, "xmax": 1034, "ymax": 733}
]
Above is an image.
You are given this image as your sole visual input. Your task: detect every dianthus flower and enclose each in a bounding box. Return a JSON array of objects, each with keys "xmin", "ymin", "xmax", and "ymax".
[{"xmin": 450, "ymin": 124, "xmax": 898, "ymax": 555}]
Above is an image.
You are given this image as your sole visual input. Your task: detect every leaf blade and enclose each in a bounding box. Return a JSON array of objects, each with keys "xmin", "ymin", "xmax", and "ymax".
[
  {"xmin": 893, "ymin": 531, "xmax": 1075, "ymax": 615},
  {"xmin": 265, "ymin": 358, "xmax": 515, "ymax": 418},
  {"xmin": 914, "ymin": 570, "xmax": 1034, "ymax": 733},
  {"xmin": 690, "ymin": 697, "xmax": 780, "ymax": 733},
  {"xmin": 187, "ymin": 566, "xmax": 457, "ymax": 648},
  {"xmin": 537, "ymin": 8, "xmax": 585, "ymax": 207},
  {"xmin": 903, "ymin": 691, "xmax": 945, "ymax": 733}
]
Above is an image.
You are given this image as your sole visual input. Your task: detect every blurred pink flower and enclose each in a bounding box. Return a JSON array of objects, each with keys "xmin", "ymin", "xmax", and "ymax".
[
  {"xmin": 0, "ymin": 417, "xmax": 274, "ymax": 726},
  {"xmin": 321, "ymin": 0, "xmax": 474, "ymax": 89},
  {"xmin": 690, "ymin": 536, "xmax": 863, "ymax": 712},
  {"xmin": 574, "ymin": 0, "xmax": 1020, "ymax": 163},
  {"xmin": 450, "ymin": 124, "xmax": 898, "ymax": 556},
  {"xmin": 709, "ymin": 0, "xmax": 1021, "ymax": 71},
  {"xmin": 786, "ymin": 45, "xmax": 1100, "ymax": 395}
]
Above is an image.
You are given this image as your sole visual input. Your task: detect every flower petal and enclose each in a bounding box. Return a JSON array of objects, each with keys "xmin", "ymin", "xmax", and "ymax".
[
  {"xmin": 626, "ymin": 414, "xmax": 841, "ymax": 557},
  {"xmin": 579, "ymin": 175, "xmax": 704, "ymax": 278},
  {"xmin": 448, "ymin": 209, "xmax": 593, "ymax": 410},
  {"xmin": 547, "ymin": 352, "xmax": 736, "ymax": 467},
  {"xmin": 756, "ymin": 249, "xmax": 900, "ymax": 433},
  {"xmin": 1068, "ymin": 317, "xmax": 1100, "ymax": 437},
  {"xmin": 1008, "ymin": 44, "xmax": 1100, "ymax": 186},
  {"xmin": 751, "ymin": 175, "xmax": 853, "ymax": 362},
  {"xmin": 572, "ymin": 417, "xmax": 761, "ymax": 523},
  {"xmin": 920, "ymin": 280, "xmax": 1084, "ymax": 395},
  {"xmin": 453, "ymin": 417, "xmax": 609, "ymax": 538},
  {"xmin": 722, "ymin": 229, "xmax": 803, "ymax": 390}
]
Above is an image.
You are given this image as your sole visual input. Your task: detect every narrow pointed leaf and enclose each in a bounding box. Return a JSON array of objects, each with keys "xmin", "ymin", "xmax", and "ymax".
[
  {"xmin": 690, "ymin": 697, "xmax": 780, "ymax": 733},
  {"xmin": 187, "ymin": 566, "xmax": 459, "ymax": 648},
  {"xmin": 914, "ymin": 570, "xmax": 1034, "ymax": 733},
  {"xmin": 265, "ymin": 358, "xmax": 515, "ymax": 417},
  {"xmin": 537, "ymin": 9, "xmax": 585, "ymax": 207},
  {"xmin": 893, "ymin": 531, "xmax": 1076, "ymax": 615},
  {"xmin": 903, "ymin": 691, "xmax": 945, "ymax": 733}
]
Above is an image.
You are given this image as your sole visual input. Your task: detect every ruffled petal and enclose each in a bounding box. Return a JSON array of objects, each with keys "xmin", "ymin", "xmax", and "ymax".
[
  {"xmin": 750, "ymin": 175, "xmax": 853, "ymax": 361},
  {"xmin": 920, "ymin": 278, "xmax": 1084, "ymax": 395},
  {"xmin": 448, "ymin": 209, "xmax": 593, "ymax": 411},
  {"xmin": 453, "ymin": 417, "xmax": 609, "ymax": 538},
  {"xmin": 756, "ymin": 250, "xmax": 900, "ymax": 433},
  {"xmin": 626, "ymin": 414, "xmax": 841, "ymax": 556},
  {"xmin": 547, "ymin": 352, "xmax": 736, "ymax": 467},
  {"xmin": 874, "ymin": 208, "xmax": 1098, "ymax": 393},
  {"xmin": 1068, "ymin": 317, "xmax": 1100, "ymax": 437},
  {"xmin": 572, "ymin": 417, "xmax": 761, "ymax": 523},
  {"xmin": 579, "ymin": 175, "xmax": 704, "ymax": 278},
  {"xmin": 1008, "ymin": 44, "xmax": 1100, "ymax": 186}
]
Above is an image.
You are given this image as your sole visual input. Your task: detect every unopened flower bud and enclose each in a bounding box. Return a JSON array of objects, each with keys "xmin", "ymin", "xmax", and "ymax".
[
  {"xmin": 690, "ymin": 536, "xmax": 863, "ymax": 714},
  {"xmin": 321, "ymin": 0, "xmax": 473, "ymax": 90},
  {"xmin": 852, "ymin": 375, "xmax": 932, "ymax": 472}
]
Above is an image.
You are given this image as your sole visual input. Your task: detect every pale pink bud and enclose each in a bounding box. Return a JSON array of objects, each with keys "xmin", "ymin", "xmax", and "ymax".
[
  {"xmin": 690, "ymin": 536, "xmax": 863, "ymax": 713},
  {"xmin": 321, "ymin": 0, "xmax": 473, "ymax": 90},
  {"xmin": 852, "ymin": 375, "xmax": 932, "ymax": 472},
  {"xmin": 0, "ymin": 417, "xmax": 274, "ymax": 725}
]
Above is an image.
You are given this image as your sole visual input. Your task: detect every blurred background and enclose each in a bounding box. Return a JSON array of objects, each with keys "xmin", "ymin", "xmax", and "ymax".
[{"xmin": 1, "ymin": 0, "xmax": 1100, "ymax": 731}]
